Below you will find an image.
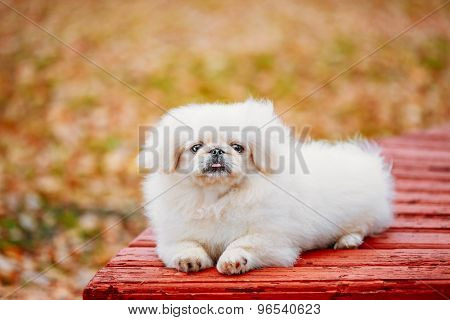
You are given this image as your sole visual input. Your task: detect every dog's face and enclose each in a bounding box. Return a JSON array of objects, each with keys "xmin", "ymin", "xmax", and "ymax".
[
  {"xmin": 143, "ymin": 99, "xmax": 286, "ymax": 187},
  {"xmin": 176, "ymin": 132, "xmax": 254, "ymax": 186}
]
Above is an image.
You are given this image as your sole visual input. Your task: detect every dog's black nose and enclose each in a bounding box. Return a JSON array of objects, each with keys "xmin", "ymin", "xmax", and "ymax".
[{"xmin": 209, "ymin": 148, "xmax": 225, "ymax": 156}]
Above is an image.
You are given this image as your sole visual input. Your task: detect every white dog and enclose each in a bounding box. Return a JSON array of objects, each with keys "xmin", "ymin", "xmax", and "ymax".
[{"xmin": 142, "ymin": 99, "xmax": 394, "ymax": 274}]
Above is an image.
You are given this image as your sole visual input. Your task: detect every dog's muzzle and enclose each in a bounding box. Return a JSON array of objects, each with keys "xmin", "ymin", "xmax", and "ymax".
[{"xmin": 202, "ymin": 148, "xmax": 231, "ymax": 175}]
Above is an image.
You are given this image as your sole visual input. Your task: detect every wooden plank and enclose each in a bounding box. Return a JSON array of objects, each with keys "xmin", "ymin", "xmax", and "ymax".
[
  {"xmin": 106, "ymin": 247, "xmax": 450, "ymax": 268},
  {"xmin": 129, "ymin": 229, "xmax": 156, "ymax": 247},
  {"xmin": 388, "ymin": 159, "xmax": 450, "ymax": 171},
  {"xmin": 83, "ymin": 279, "xmax": 450, "ymax": 300},
  {"xmin": 395, "ymin": 192, "xmax": 450, "ymax": 205},
  {"xmin": 363, "ymin": 232, "xmax": 450, "ymax": 249},
  {"xmin": 382, "ymin": 148, "xmax": 450, "ymax": 162},
  {"xmin": 395, "ymin": 180, "xmax": 450, "ymax": 193},
  {"xmin": 129, "ymin": 229, "xmax": 450, "ymax": 249},
  {"xmin": 392, "ymin": 168, "xmax": 450, "ymax": 182},
  {"xmin": 107, "ymin": 247, "xmax": 165, "ymax": 268},
  {"xmin": 83, "ymin": 264, "xmax": 450, "ymax": 301},
  {"xmin": 299, "ymin": 249, "xmax": 450, "ymax": 267},
  {"xmin": 394, "ymin": 204, "xmax": 450, "ymax": 215},
  {"xmin": 86, "ymin": 265, "xmax": 450, "ymax": 284},
  {"xmin": 392, "ymin": 215, "xmax": 450, "ymax": 230}
]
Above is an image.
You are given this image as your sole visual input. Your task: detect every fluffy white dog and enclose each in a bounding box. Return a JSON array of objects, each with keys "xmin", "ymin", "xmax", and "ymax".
[{"xmin": 142, "ymin": 99, "xmax": 394, "ymax": 275}]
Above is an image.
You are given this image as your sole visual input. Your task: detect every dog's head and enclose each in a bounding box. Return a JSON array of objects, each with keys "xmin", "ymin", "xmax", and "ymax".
[{"xmin": 142, "ymin": 99, "xmax": 289, "ymax": 186}]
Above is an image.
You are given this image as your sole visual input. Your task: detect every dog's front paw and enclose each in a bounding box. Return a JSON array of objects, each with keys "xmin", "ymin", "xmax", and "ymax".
[
  {"xmin": 217, "ymin": 248, "xmax": 252, "ymax": 275},
  {"xmin": 171, "ymin": 249, "xmax": 213, "ymax": 273},
  {"xmin": 334, "ymin": 233, "xmax": 363, "ymax": 249}
]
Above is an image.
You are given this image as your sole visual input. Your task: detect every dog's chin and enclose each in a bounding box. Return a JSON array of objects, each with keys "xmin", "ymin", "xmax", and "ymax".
[
  {"xmin": 192, "ymin": 166, "xmax": 241, "ymax": 186},
  {"xmin": 202, "ymin": 165, "xmax": 231, "ymax": 176}
]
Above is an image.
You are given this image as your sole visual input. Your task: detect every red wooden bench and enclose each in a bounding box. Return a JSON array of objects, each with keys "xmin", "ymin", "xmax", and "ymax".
[{"xmin": 83, "ymin": 125, "xmax": 450, "ymax": 299}]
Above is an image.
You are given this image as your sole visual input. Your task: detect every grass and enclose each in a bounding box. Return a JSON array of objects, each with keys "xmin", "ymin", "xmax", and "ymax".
[{"xmin": 0, "ymin": 0, "xmax": 448, "ymax": 298}]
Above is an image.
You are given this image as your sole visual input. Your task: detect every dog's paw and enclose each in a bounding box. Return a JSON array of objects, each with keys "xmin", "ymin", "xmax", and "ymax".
[
  {"xmin": 171, "ymin": 249, "xmax": 213, "ymax": 273},
  {"xmin": 334, "ymin": 233, "xmax": 363, "ymax": 249},
  {"xmin": 217, "ymin": 248, "xmax": 252, "ymax": 275}
]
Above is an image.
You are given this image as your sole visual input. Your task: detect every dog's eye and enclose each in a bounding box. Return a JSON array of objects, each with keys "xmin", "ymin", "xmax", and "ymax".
[
  {"xmin": 190, "ymin": 144, "xmax": 203, "ymax": 153},
  {"xmin": 231, "ymin": 143, "xmax": 244, "ymax": 153}
]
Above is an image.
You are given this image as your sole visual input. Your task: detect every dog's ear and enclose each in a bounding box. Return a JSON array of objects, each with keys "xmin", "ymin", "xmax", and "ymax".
[
  {"xmin": 158, "ymin": 123, "xmax": 190, "ymax": 174},
  {"xmin": 247, "ymin": 133, "xmax": 279, "ymax": 174},
  {"xmin": 163, "ymin": 139, "xmax": 183, "ymax": 173},
  {"xmin": 139, "ymin": 120, "xmax": 189, "ymax": 174}
]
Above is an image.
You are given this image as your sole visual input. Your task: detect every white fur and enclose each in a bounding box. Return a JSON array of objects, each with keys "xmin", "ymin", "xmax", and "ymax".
[{"xmin": 142, "ymin": 99, "xmax": 394, "ymax": 274}]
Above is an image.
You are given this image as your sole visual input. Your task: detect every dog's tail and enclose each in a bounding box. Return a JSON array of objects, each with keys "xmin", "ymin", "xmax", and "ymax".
[
  {"xmin": 352, "ymin": 136, "xmax": 395, "ymax": 206},
  {"xmin": 352, "ymin": 136, "xmax": 392, "ymax": 173}
]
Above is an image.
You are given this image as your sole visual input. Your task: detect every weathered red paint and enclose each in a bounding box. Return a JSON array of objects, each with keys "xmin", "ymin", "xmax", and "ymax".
[{"xmin": 83, "ymin": 124, "xmax": 450, "ymax": 299}]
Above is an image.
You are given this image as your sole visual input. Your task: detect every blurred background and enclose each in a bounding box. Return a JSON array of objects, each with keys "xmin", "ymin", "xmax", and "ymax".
[{"xmin": 0, "ymin": 0, "xmax": 448, "ymax": 298}]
